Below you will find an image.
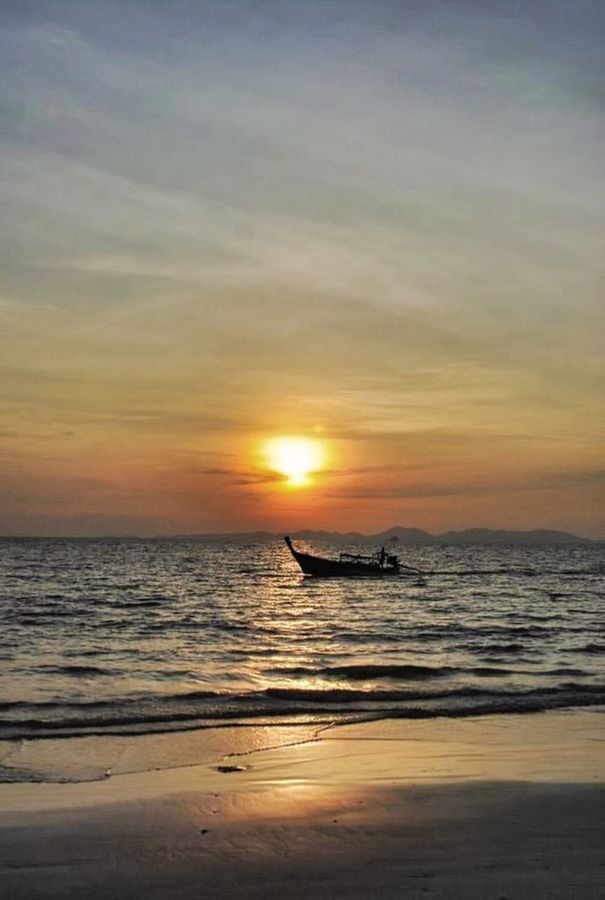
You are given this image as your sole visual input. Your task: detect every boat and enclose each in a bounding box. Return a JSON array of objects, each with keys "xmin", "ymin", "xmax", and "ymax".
[{"xmin": 284, "ymin": 536, "xmax": 421, "ymax": 577}]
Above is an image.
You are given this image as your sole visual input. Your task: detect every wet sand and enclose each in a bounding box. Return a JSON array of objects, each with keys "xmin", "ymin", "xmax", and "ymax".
[{"xmin": 1, "ymin": 709, "xmax": 604, "ymax": 899}]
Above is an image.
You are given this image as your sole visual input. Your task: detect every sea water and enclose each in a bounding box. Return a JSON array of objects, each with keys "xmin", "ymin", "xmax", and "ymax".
[{"xmin": 0, "ymin": 538, "xmax": 603, "ymax": 766}]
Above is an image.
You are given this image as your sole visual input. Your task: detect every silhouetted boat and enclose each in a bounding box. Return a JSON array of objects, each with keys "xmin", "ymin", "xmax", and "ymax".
[{"xmin": 284, "ymin": 536, "xmax": 421, "ymax": 577}]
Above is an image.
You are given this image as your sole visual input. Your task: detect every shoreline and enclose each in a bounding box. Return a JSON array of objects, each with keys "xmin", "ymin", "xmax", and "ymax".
[
  {"xmin": 1, "ymin": 708, "xmax": 604, "ymax": 898},
  {"xmin": 2, "ymin": 703, "xmax": 604, "ymax": 788}
]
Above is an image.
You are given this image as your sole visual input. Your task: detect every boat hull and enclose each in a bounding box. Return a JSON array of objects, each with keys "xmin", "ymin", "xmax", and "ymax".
[{"xmin": 284, "ymin": 537, "xmax": 400, "ymax": 577}]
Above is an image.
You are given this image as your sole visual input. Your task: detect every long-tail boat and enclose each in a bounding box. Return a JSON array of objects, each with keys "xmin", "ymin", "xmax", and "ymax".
[{"xmin": 284, "ymin": 536, "xmax": 421, "ymax": 577}]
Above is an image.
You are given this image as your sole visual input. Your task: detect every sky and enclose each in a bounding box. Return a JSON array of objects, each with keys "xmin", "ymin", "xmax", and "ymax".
[{"xmin": 0, "ymin": 0, "xmax": 603, "ymax": 537}]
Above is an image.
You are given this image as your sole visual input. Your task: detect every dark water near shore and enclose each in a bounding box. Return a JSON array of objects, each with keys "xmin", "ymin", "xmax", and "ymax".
[{"xmin": 1, "ymin": 538, "xmax": 603, "ymax": 748}]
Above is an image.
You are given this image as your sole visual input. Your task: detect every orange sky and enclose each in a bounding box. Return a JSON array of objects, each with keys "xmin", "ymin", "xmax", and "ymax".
[{"xmin": 0, "ymin": 1, "xmax": 603, "ymax": 537}]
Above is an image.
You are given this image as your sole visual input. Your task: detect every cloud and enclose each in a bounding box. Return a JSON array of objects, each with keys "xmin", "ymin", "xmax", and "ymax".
[
  {"xmin": 325, "ymin": 468, "xmax": 605, "ymax": 502},
  {"xmin": 0, "ymin": 0, "xmax": 602, "ymax": 534},
  {"xmin": 188, "ymin": 466, "xmax": 282, "ymax": 485}
]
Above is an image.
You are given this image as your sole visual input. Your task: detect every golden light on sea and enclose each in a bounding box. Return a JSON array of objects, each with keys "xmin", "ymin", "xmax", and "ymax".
[{"xmin": 263, "ymin": 436, "xmax": 327, "ymax": 486}]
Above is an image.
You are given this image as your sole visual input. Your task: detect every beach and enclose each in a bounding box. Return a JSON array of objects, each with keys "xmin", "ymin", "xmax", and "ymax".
[{"xmin": 2, "ymin": 708, "xmax": 604, "ymax": 899}]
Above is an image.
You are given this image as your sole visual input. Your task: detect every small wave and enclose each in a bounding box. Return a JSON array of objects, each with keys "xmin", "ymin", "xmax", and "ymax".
[
  {"xmin": 1, "ymin": 683, "xmax": 604, "ymax": 742},
  {"xmin": 428, "ymin": 569, "xmax": 539, "ymax": 576},
  {"xmin": 270, "ymin": 664, "xmax": 453, "ymax": 679},
  {"xmin": 333, "ymin": 631, "xmax": 402, "ymax": 644},
  {"xmin": 476, "ymin": 643, "xmax": 525, "ymax": 654},
  {"xmin": 11, "ymin": 616, "xmax": 52, "ymax": 626},
  {"xmin": 0, "ymin": 688, "xmax": 222, "ymax": 714},
  {"xmin": 467, "ymin": 666, "xmax": 514, "ymax": 676},
  {"xmin": 45, "ymin": 664, "xmax": 117, "ymax": 677},
  {"xmin": 545, "ymin": 667, "xmax": 587, "ymax": 677},
  {"xmin": 267, "ymin": 663, "xmax": 513, "ymax": 680},
  {"xmin": 505, "ymin": 612, "xmax": 566, "ymax": 622},
  {"xmin": 104, "ymin": 599, "xmax": 164, "ymax": 609},
  {"xmin": 560, "ymin": 682, "xmax": 605, "ymax": 694},
  {"xmin": 410, "ymin": 625, "xmax": 560, "ymax": 640},
  {"xmin": 578, "ymin": 643, "xmax": 605, "ymax": 655},
  {"xmin": 261, "ymin": 685, "xmax": 527, "ymax": 704},
  {"xmin": 264, "ymin": 687, "xmax": 422, "ymax": 703}
]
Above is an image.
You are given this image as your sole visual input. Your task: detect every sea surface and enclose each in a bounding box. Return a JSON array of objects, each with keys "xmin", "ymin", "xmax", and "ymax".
[{"xmin": 1, "ymin": 538, "xmax": 603, "ymax": 763}]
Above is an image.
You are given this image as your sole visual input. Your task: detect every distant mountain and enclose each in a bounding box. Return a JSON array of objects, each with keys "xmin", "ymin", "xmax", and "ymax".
[
  {"xmin": 436, "ymin": 528, "xmax": 594, "ymax": 545},
  {"xmin": 292, "ymin": 529, "xmax": 365, "ymax": 541},
  {"xmin": 292, "ymin": 527, "xmax": 593, "ymax": 545},
  {"xmin": 372, "ymin": 527, "xmax": 438, "ymax": 545},
  {"xmin": 155, "ymin": 527, "xmax": 595, "ymax": 545}
]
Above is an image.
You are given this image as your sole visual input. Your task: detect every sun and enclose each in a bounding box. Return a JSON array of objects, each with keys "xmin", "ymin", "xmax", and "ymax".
[{"xmin": 263, "ymin": 436, "xmax": 326, "ymax": 486}]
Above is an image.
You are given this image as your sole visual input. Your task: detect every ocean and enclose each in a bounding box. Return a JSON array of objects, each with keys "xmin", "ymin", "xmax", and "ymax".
[{"xmin": 1, "ymin": 537, "xmax": 603, "ymax": 776}]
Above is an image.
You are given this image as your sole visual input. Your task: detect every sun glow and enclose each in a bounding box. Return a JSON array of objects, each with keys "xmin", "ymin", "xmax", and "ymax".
[{"xmin": 264, "ymin": 436, "xmax": 326, "ymax": 486}]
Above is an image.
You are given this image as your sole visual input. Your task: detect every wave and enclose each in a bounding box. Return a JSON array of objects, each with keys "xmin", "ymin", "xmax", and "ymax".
[
  {"xmin": 579, "ymin": 643, "xmax": 605, "ymax": 655},
  {"xmin": 270, "ymin": 663, "xmax": 455, "ymax": 679},
  {"xmin": 1, "ymin": 683, "xmax": 603, "ymax": 741},
  {"xmin": 471, "ymin": 642, "xmax": 526, "ymax": 654},
  {"xmin": 427, "ymin": 569, "xmax": 540, "ymax": 576},
  {"xmin": 0, "ymin": 688, "xmax": 221, "ymax": 713},
  {"xmin": 102, "ymin": 598, "xmax": 165, "ymax": 609},
  {"xmin": 46, "ymin": 664, "xmax": 117, "ymax": 677},
  {"xmin": 266, "ymin": 663, "xmax": 517, "ymax": 680}
]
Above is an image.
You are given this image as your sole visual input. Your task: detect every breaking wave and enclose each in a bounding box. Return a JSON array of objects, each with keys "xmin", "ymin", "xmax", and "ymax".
[{"xmin": 1, "ymin": 682, "xmax": 604, "ymax": 741}]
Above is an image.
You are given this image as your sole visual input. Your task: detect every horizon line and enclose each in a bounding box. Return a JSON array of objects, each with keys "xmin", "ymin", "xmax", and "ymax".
[{"xmin": 0, "ymin": 526, "xmax": 599, "ymax": 542}]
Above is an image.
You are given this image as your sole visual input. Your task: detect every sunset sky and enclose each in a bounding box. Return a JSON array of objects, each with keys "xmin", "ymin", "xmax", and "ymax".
[{"xmin": 1, "ymin": 0, "xmax": 603, "ymax": 537}]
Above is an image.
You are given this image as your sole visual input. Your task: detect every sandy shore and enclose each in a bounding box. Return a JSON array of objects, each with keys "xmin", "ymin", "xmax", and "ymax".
[{"xmin": 1, "ymin": 709, "xmax": 604, "ymax": 899}]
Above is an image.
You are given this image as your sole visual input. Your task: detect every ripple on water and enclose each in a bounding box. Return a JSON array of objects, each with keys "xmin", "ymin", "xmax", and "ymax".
[{"xmin": 0, "ymin": 539, "xmax": 602, "ymax": 752}]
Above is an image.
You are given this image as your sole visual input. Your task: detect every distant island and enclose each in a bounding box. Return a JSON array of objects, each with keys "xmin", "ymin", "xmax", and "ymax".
[{"xmin": 162, "ymin": 526, "xmax": 597, "ymax": 545}]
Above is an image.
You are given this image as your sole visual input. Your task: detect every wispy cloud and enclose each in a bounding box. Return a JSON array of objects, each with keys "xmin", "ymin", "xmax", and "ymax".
[
  {"xmin": 0, "ymin": 0, "xmax": 603, "ymax": 534},
  {"xmin": 326, "ymin": 468, "xmax": 605, "ymax": 502}
]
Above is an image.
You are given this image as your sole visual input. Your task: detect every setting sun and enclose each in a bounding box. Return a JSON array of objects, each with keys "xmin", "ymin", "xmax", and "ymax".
[{"xmin": 263, "ymin": 436, "xmax": 326, "ymax": 486}]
